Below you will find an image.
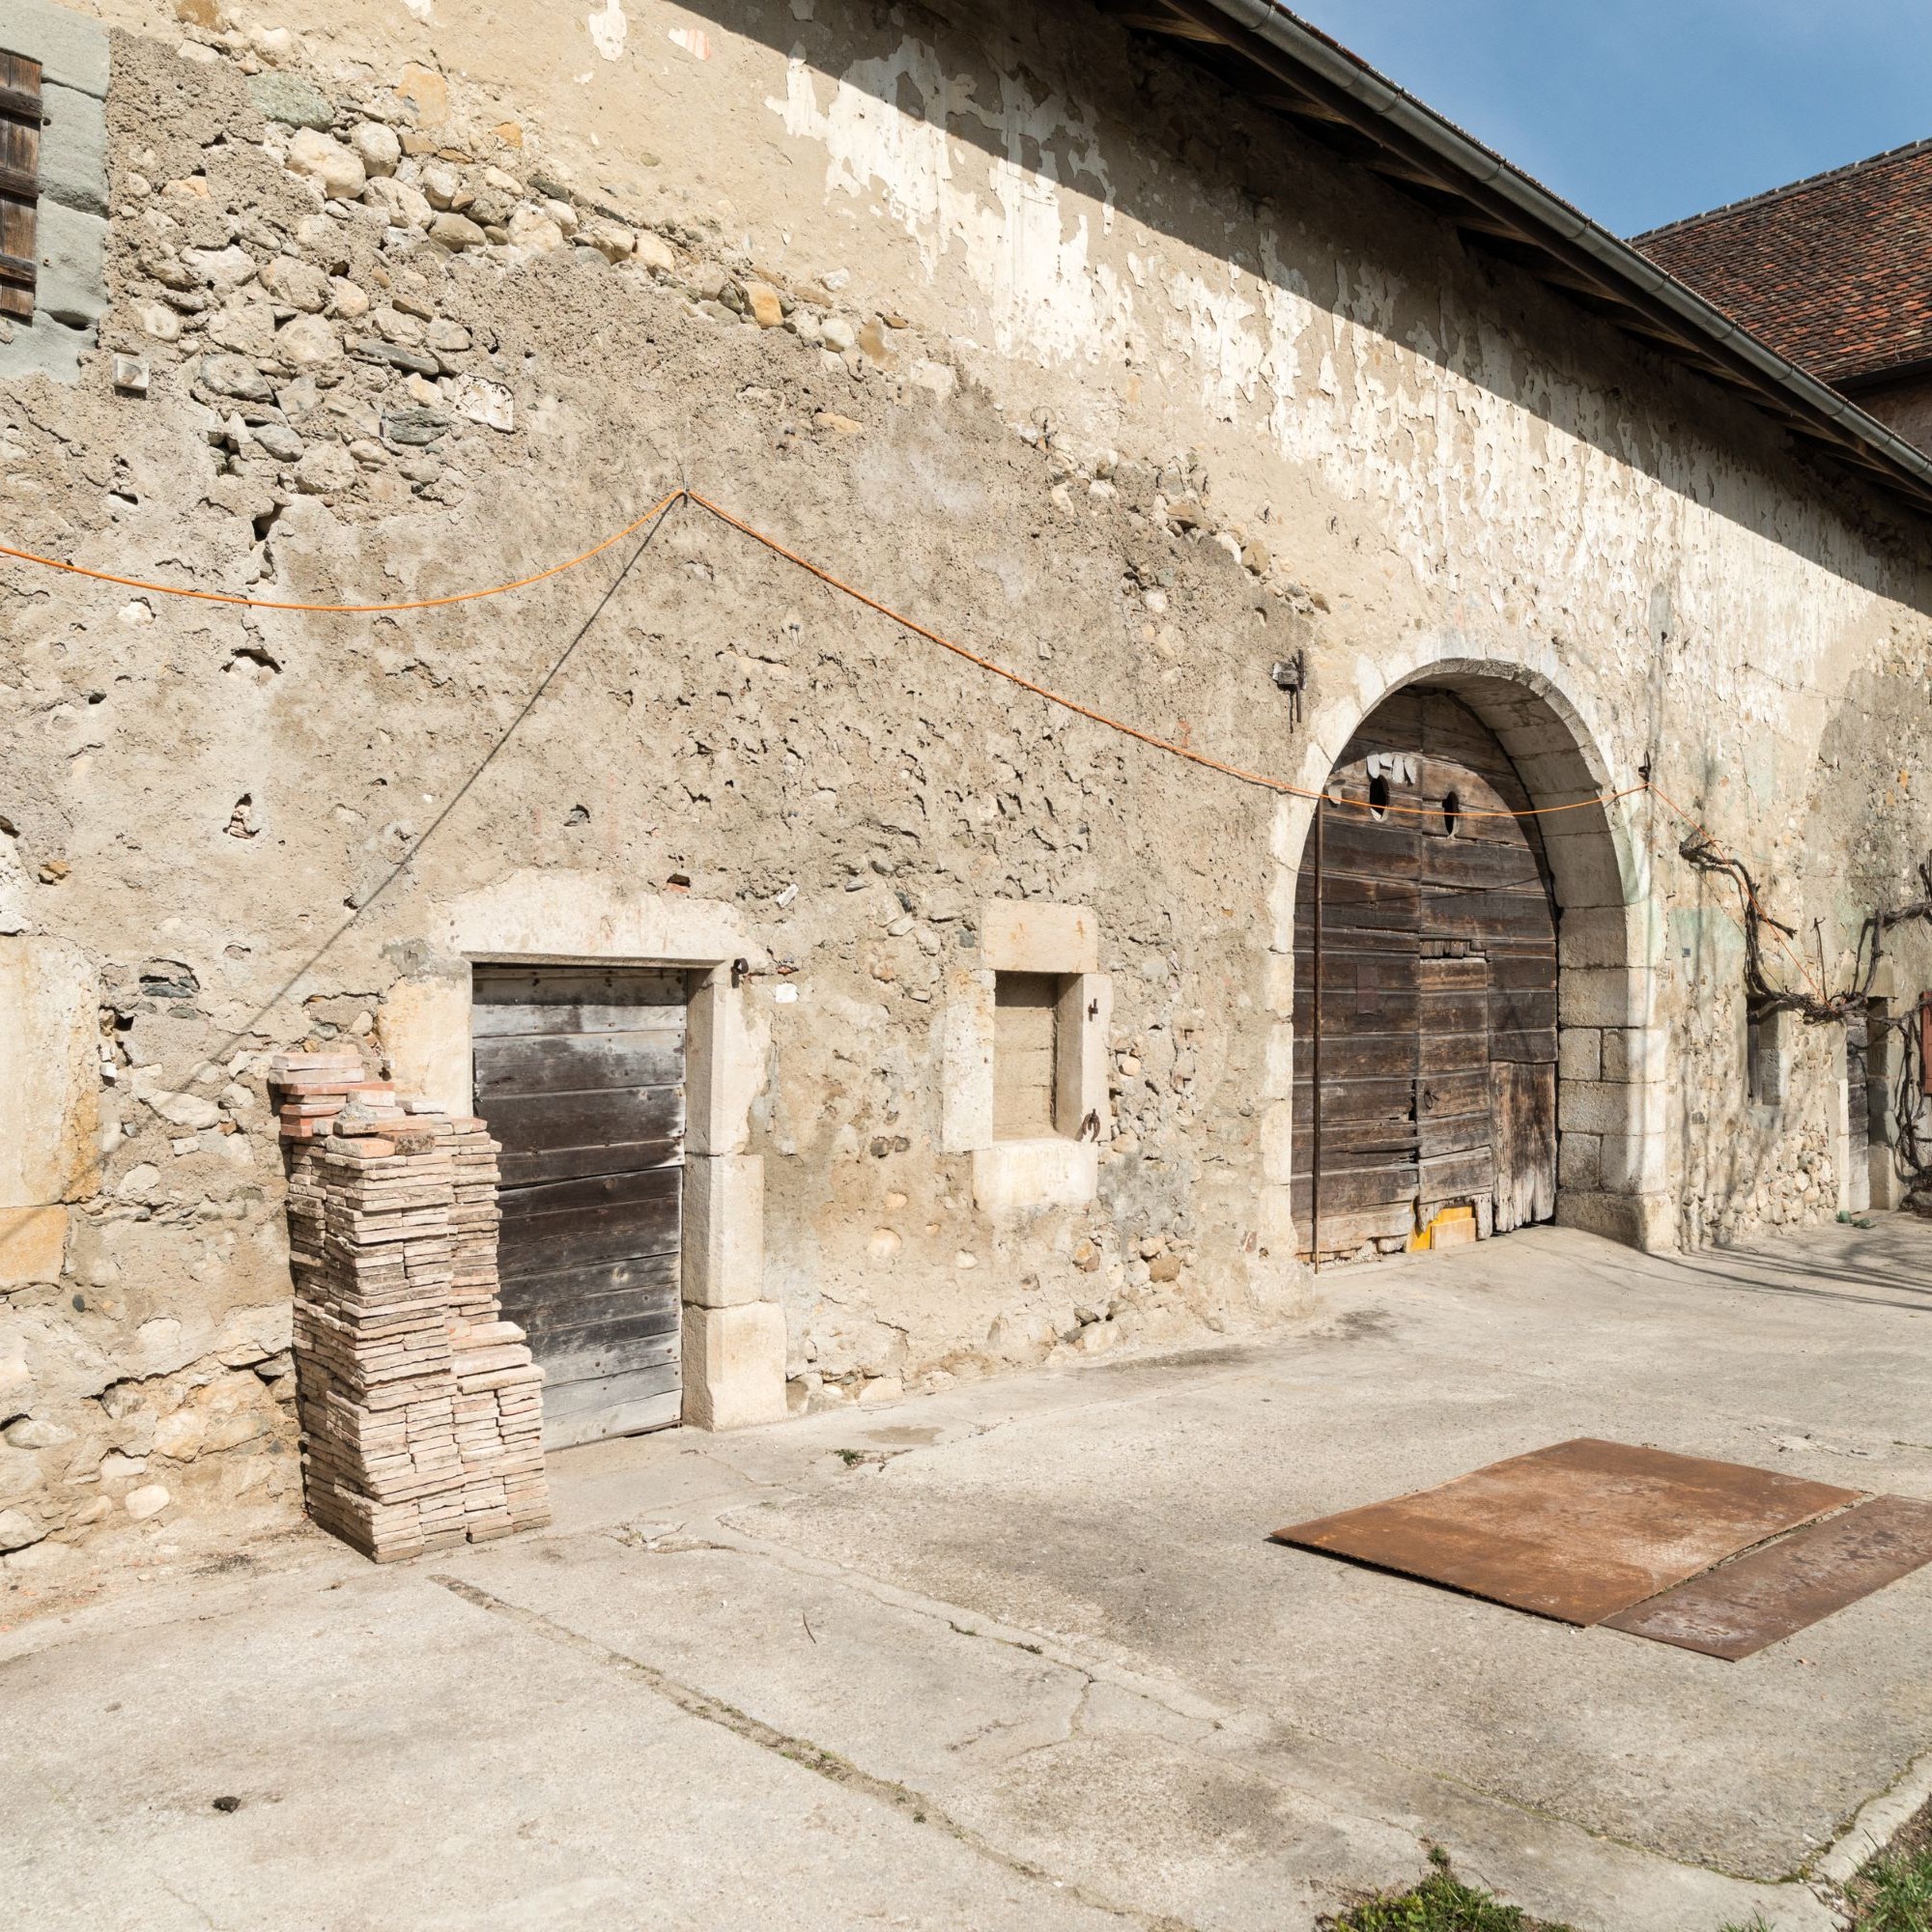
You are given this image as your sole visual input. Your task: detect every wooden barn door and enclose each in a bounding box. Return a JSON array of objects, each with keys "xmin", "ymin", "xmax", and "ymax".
[
  {"xmin": 1293, "ymin": 690, "xmax": 1558, "ymax": 1263},
  {"xmin": 472, "ymin": 966, "xmax": 687, "ymax": 1446}
]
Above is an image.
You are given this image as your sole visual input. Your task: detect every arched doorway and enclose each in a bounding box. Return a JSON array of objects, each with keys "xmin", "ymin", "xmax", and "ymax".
[{"xmin": 1293, "ymin": 686, "xmax": 1560, "ymax": 1263}]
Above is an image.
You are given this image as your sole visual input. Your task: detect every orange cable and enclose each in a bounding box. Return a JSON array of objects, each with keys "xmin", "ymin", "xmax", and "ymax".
[
  {"xmin": 0, "ymin": 489, "xmax": 686, "ymax": 614},
  {"xmin": 684, "ymin": 491, "xmax": 1646, "ymax": 826},
  {"xmin": 0, "ymin": 480, "xmax": 1634, "ymax": 819},
  {"xmin": 703, "ymin": 491, "xmax": 1836, "ymax": 1005},
  {"xmin": 0, "ymin": 475, "xmax": 1837, "ymax": 1002},
  {"xmin": 0, "ymin": 465, "xmax": 1794, "ymax": 1018}
]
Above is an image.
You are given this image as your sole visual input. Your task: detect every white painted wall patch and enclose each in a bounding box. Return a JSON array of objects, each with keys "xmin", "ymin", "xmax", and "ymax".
[{"xmin": 587, "ymin": 0, "xmax": 627, "ymax": 62}]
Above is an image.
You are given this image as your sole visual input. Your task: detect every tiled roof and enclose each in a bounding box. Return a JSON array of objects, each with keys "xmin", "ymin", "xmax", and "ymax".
[{"xmin": 1634, "ymin": 140, "xmax": 1932, "ymax": 386}]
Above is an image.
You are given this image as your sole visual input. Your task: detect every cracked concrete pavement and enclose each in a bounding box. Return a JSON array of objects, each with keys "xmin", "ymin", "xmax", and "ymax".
[{"xmin": 6, "ymin": 1216, "xmax": 1932, "ymax": 1931}]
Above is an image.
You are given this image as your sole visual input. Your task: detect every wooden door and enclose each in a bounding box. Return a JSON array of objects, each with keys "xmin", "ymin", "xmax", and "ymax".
[
  {"xmin": 472, "ymin": 966, "xmax": 686, "ymax": 1447},
  {"xmin": 1295, "ymin": 691, "xmax": 1559, "ymax": 1261},
  {"xmin": 1291, "ymin": 786, "xmax": 1422, "ymax": 1254}
]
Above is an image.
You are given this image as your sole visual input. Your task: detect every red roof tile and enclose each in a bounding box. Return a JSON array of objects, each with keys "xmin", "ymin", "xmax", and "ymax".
[{"xmin": 1635, "ymin": 139, "xmax": 1932, "ymax": 386}]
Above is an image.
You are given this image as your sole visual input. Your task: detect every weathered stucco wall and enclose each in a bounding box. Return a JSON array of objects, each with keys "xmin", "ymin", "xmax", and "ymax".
[{"xmin": 4, "ymin": 0, "xmax": 1931, "ymax": 1582}]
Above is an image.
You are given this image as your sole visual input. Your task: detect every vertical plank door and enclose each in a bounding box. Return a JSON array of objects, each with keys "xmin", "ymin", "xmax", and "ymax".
[
  {"xmin": 1291, "ymin": 749, "xmax": 1424, "ymax": 1261},
  {"xmin": 1294, "ymin": 689, "xmax": 1560, "ymax": 1263},
  {"xmin": 1412, "ymin": 695, "xmax": 1559, "ymax": 1235},
  {"xmin": 472, "ymin": 966, "xmax": 687, "ymax": 1447}
]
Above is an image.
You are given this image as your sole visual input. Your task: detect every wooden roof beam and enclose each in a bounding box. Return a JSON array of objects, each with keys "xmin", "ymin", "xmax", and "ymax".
[{"xmin": 1093, "ymin": 3, "xmax": 1229, "ymax": 41}]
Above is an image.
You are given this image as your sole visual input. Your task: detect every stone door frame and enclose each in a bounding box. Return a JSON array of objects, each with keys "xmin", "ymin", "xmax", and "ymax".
[{"xmin": 380, "ymin": 872, "xmax": 783, "ymax": 1431}]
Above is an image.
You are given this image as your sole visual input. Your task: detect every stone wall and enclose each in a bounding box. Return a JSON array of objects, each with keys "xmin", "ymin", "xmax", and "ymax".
[{"xmin": 1, "ymin": 0, "xmax": 1930, "ymax": 1581}]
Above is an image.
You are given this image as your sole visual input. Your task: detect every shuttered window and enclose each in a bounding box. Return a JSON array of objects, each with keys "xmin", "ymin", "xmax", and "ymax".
[{"xmin": 0, "ymin": 51, "xmax": 41, "ymax": 324}]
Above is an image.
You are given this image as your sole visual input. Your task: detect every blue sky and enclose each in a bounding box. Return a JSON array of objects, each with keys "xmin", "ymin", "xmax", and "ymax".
[{"xmin": 1294, "ymin": 1, "xmax": 1932, "ymax": 236}]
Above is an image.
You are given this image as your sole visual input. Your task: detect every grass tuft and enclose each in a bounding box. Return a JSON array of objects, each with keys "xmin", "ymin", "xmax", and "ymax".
[
  {"xmin": 1845, "ymin": 1842, "xmax": 1932, "ymax": 1932},
  {"xmin": 1331, "ymin": 1801, "xmax": 1932, "ymax": 1932},
  {"xmin": 1322, "ymin": 1848, "xmax": 1575, "ymax": 1932}
]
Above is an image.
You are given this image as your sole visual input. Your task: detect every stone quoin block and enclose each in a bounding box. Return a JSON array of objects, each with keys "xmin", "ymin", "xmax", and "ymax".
[
  {"xmin": 1557, "ymin": 1133, "xmax": 1604, "ymax": 1190},
  {"xmin": 5, "ymin": 0, "xmax": 111, "ymax": 96},
  {"xmin": 1598, "ymin": 1129, "xmax": 1669, "ymax": 1195},
  {"xmin": 1558, "ymin": 1077, "xmax": 1666, "ymax": 1138},
  {"xmin": 1254, "ymin": 1182, "xmax": 1305, "ymax": 1265},
  {"xmin": 0, "ymin": 1, "xmax": 109, "ymax": 385},
  {"xmin": 940, "ymin": 967, "xmax": 997, "ymax": 1153},
  {"xmin": 1263, "ymin": 1022, "xmax": 1296, "ymax": 1101},
  {"xmin": 381, "ymin": 972, "xmax": 472, "ymax": 1119},
  {"xmin": 0, "ymin": 1205, "xmax": 68, "ymax": 1288},
  {"xmin": 1263, "ymin": 950, "xmax": 1298, "ymax": 1019},
  {"xmin": 1265, "ymin": 863, "xmax": 1297, "ymax": 953},
  {"xmin": 978, "ymin": 899, "xmax": 1099, "ymax": 976},
  {"xmin": 1260, "ymin": 1099, "xmax": 1296, "ymax": 1186},
  {"xmin": 26, "ymin": 201, "xmax": 107, "ymax": 325},
  {"xmin": 1557, "ymin": 1026, "xmax": 1603, "ymax": 1083},
  {"xmin": 38, "ymin": 81, "xmax": 107, "ymax": 217},
  {"xmin": 971, "ymin": 1139, "xmax": 1098, "ymax": 1216},
  {"xmin": 682, "ymin": 1153, "xmax": 766, "ymax": 1308},
  {"xmin": 1557, "ymin": 1188, "xmax": 1676, "ymax": 1254},
  {"xmin": 1601, "ymin": 1025, "xmax": 1668, "ymax": 1084},
  {"xmin": 1536, "ymin": 823, "xmax": 1628, "ymax": 907},
  {"xmin": 1558, "ymin": 967, "xmax": 1656, "ymax": 1030},
  {"xmin": 1556, "ymin": 906, "xmax": 1637, "ymax": 971},
  {"xmin": 1054, "ymin": 970, "xmax": 1112, "ymax": 1144},
  {"xmin": 682, "ymin": 1301, "xmax": 787, "ymax": 1431},
  {"xmin": 0, "ymin": 936, "xmax": 99, "ymax": 1212}
]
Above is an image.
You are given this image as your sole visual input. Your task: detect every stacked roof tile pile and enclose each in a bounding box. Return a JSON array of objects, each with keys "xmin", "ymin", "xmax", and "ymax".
[{"xmin": 270, "ymin": 1051, "xmax": 551, "ymax": 1562}]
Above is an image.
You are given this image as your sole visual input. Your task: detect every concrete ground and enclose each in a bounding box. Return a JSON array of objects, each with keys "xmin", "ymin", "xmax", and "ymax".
[{"xmin": 8, "ymin": 1215, "xmax": 1932, "ymax": 1932}]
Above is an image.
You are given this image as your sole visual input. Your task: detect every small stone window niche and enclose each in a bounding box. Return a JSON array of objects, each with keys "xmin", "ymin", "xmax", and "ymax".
[
  {"xmin": 942, "ymin": 901, "xmax": 1111, "ymax": 1216},
  {"xmin": 993, "ymin": 972, "xmax": 1063, "ymax": 1140}
]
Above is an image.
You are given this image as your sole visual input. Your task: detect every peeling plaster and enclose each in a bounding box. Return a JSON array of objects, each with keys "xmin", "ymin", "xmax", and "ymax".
[
  {"xmin": 769, "ymin": 40, "xmax": 1127, "ymax": 367},
  {"xmin": 587, "ymin": 0, "xmax": 627, "ymax": 63}
]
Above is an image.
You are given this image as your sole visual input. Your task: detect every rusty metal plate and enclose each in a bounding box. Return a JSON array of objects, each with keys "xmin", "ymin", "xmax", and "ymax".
[
  {"xmin": 1269, "ymin": 1438, "xmax": 1862, "ymax": 1625},
  {"xmin": 1604, "ymin": 1494, "xmax": 1932, "ymax": 1660}
]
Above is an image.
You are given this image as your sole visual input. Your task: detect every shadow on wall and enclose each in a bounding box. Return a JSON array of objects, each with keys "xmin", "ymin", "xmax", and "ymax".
[{"xmin": 664, "ymin": 0, "xmax": 1930, "ymax": 591}]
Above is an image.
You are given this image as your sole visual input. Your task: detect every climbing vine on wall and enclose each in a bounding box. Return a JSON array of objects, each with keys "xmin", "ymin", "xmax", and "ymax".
[{"xmin": 1679, "ymin": 833, "xmax": 1932, "ymax": 1182}]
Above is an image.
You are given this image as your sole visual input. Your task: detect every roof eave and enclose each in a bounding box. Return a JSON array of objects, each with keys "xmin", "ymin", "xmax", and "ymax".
[{"xmin": 1103, "ymin": 0, "xmax": 1932, "ymax": 522}]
